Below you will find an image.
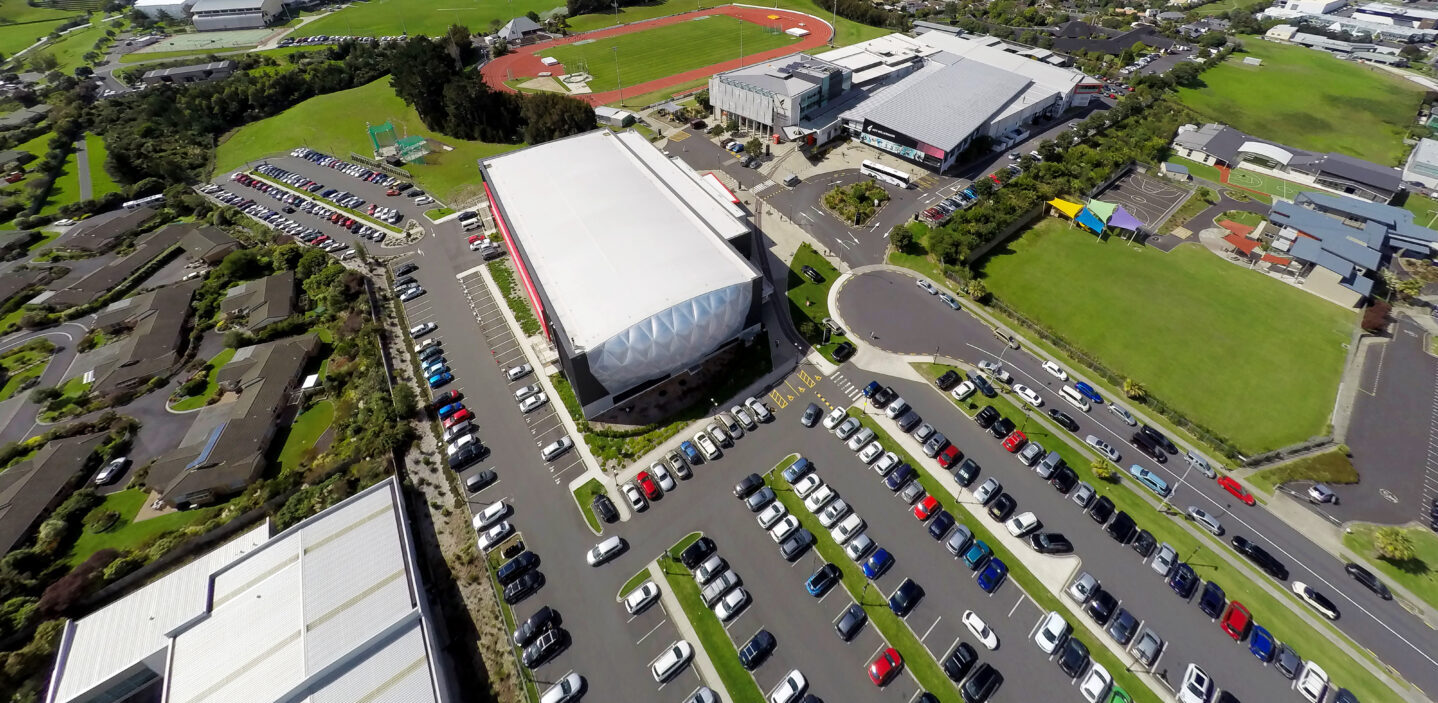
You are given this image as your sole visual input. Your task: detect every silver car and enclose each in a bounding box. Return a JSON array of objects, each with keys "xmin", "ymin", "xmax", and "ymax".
[
  {"xmin": 1151, "ymin": 543, "xmax": 1177, "ymax": 577},
  {"xmin": 1186, "ymin": 506, "xmax": 1224, "ymax": 535}
]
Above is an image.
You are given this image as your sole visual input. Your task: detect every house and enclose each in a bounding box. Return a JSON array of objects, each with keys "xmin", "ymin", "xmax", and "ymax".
[
  {"xmin": 497, "ymin": 16, "xmax": 543, "ymax": 44},
  {"xmin": 0, "ymin": 104, "xmax": 51, "ymax": 130},
  {"xmin": 1172, "ymin": 123, "xmax": 1404, "ymax": 203},
  {"xmin": 0, "ymin": 149, "xmax": 30, "ymax": 171},
  {"xmin": 1161, "ymin": 162, "xmax": 1191, "ymax": 181},
  {"xmin": 84, "ymin": 279, "xmax": 201, "ymax": 396},
  {"xmin": 176, "ymin": 223, "xmax": 240, "ymax": 263},
  {"xmin": 39, "ymin": 222, "xmax": 185, "ymax": 308},
  {"xmin": 60, "ymin": 206, "xmax": 159, "ymax": 253},
  {"xmin": 1178, "ymin": 18, "xmax": 1229, "ymax": 38},
  {"xmin": 220, "ymin": 270, "xmax": 296, "ymax": 332},
  {"xmin": 0, "ymin": 434, "xmax": 106, "ymax": 554},
  {"xmin": 1266, "ymin": 191, "xmax": 1438, "ymax": 305},
  {"xmin": 0, "ymin": 229, "xmax": 39, "ymax": 259},
  {"xmin": 141, "ymin": 60, "xmax": 237, "ymax": 86},
  {"xmin": 1403, "ymin": 137, "xmax": 1438, "ymax": 189},
  {"xmin": 145, "ymin": 335, "xmax": 317, "ymax": 508},
  {"xmin": 1157, "ymin": 11, "xmax": 1187, "ymax": 21},
  {"xmin": 595, "ymin": 106, "xmax": 636, "ymax": 128}
]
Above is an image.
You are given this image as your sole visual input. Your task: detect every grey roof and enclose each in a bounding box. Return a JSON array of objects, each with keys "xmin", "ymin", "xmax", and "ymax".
[
  {"xmin": 502, "ymin": 15, "xmax": 542, "ymax": 33},
  {"xmin": 1162, "ymin": 162, "xmax": 1190, "ymax": 174},
  {"xmin": 716, "ymin": 53, "xmax": 847, "ymax": 98},
  {"xmin": 0, "ymin": 434, "xmax": 106, "ymax": 554},
  {"xmin": 220, "ymin": 270, "xmax": 295, "ymax": 330},
  {"xmin": 1173, "ymin": 123, "xmax": 1249, "ymax": 162},
  {"xmin": 1175, "ymin": 123, "xmax": 1399, "ymax": 193},
  {"xmin": 191, "ymin": 0, "xmax": 270, "ymax": 11},
  {"xmin": 0, "ymin": 104, "xmax": 50, "ymax": 129},
  {"xmin": 861, "ymin": 60, "xmax": 1027, "ymax": 151},
  {"xmin": 0, "ymin": 149, "xmax": 27, "ymax": 164},
  {"xmin": 45, "ymin": 223, "xmax": 184, "ymax": 308},
  {"xmin": 88, "ymin": 278, "xmax": 201, "ymax": 395},
  {"xmin": 141, "ymin": 60, "xmax": 235, "ymax": 80},
  {"xmin": 1315, "ymin": 152, "xmax": 1402, "ymax": 193},
  {"xmin": 61, "ymin": 207, "xmax": 158, "ymax": 253},
  {"xmin": 0, "ymin": 268, "xmax": 46, "ymax": 304},
  {"xmin": 177, "ymin": 224, "xmax": 238, "ymax": 258}
]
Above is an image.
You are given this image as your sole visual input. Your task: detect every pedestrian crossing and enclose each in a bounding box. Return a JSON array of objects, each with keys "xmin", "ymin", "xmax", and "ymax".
[
  {"xmin": 829, "ymin": 369, "xmax": 866, "ymax": 403},
  {"xmin": 751, "ymin": 179, "xmax": 776, "ymax": 195}
]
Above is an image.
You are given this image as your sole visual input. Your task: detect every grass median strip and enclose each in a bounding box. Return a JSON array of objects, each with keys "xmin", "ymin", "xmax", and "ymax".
[
  {"xmin": 485, "ymin": 541, "xmax": 541, "ymax": 702},
  {"xmin": 656, "ymin": 533, "xmax": 764, "ymax": 701},
  {"xmin": 572, "ymin": 478, "xmax": 607, "ymax": 533},
  {"xmin": 619, "ymin": 566, "xmax": 651, "ymax": 601}
]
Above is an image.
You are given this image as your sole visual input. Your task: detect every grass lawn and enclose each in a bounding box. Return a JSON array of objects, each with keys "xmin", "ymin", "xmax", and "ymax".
[
  {"xmin": 1343, "ymin": 524, "xmax": 1438, "ymax": 611},
  {"xmin": 1192, "ymin": 0, "xmax": 1253, "ymax": 15},
  {"xmin": 618, "ymin": 564, "xmax": 650, "ymax": 599},
  {"xmin": 1166, "ymin": 156, "xmax": 1222, "ymax": 183},
  {"xmin": 886, "ymin": 222, "xmax": 951, "ymax": 285},
  {"xmin": 0, "ymin": 0, "xmax": 81, "ymax": 59},
  {"xmin": 43, "ymin": 19, "xmax": 114, "ymax": 74},
  {"xmin": 1174, "ymin": 38, "xmax": 1423, "ymax": 165},
  {"xmin": 296, "ymin": 0, "xmax": 562, "ymax": 39},
  {"xmin": 84, "ymin": 133, "xmax": 119, "ymax": 198},
  {"xmin": 609, "ymin": 75, "xmax": 707, "ymax": 109},
  {"xmin": 656, "ymin": 534, "xmax": 766, "ymax": 702},
  {"xmin": 275, "ymin": 400, "xmax": 335, "ymax": 475},
  {"xmin": 539, "ymin": 16, "xmax": 800, "ymax": 93},
  {"xmin": 979, "ymin": 218, "xmax": 1354, "ymax": 454},
  {"xmin": 170, "ymin": 348, "xmax": 236, "ymax": 411},
  {"xmin": 786, "ymin": 242, "xmax": 851, "ymax": 362},
  {"xmin": 1218, "ymin": 210, "xmax": 1266, "ymax": 228},
  {"xmin": 424, "ymin": 206, "xmax": 454, "ymax": 220},
  {"xmin": 215, "ymin": 78, "xmax": 519, "ymax": 204},
  {"xmin": 65, "ymin": 489, "xmax": 216, "ymax": 566},
  {"xmin": 1401, "ymin": 192, "xmax": 1438, "ymax": 227},
  {"xmin": 1226, "ymin": 168, "xmax": 1309, "ymax": 201},
  {"xmin": 572, "ymin": 477, "xmax": 607, "ymax": 532},
  {"xmin": 0, "ymin": 362, "xmax": 45, "ymax": 401},
  {"xmin": 1247, "ymin": 447, "xmax": 1358, "ymax": 496},
  {"xmin": 38, "ymin": 145, "xmax": 80, "ymax": 217}
]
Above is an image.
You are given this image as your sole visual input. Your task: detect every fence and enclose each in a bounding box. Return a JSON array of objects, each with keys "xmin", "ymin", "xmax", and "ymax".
[{"xmin": 348, "ymin": 152, "xmax": 413, "ymax": 179}]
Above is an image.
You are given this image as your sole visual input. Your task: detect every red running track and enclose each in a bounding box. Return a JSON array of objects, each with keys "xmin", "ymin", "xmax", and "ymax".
[{"xmin": 482, "ymin": 5, "xmax": 834, "ymax": 106}]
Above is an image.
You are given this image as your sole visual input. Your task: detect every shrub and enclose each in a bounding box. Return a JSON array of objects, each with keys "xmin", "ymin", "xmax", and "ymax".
[{"xmin": 37, "ymin": 549, "xmax": 118, "ymax": 616}]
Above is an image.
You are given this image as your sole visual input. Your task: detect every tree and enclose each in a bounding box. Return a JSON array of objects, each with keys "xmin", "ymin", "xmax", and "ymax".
[
  {"xmin": 1122, "ymin": 378, "xmax": 1146, "ymax": 401},
  {"xmin": 1169, "ymin": 61, "xmax": 1201, "ymax": 88},
  {"xmin": 1374, "ymin": 527, "xmax": 1417, "ymax": 562},
  {"xmin": 694, "ymin": 88, "xmax": 711, "ymax": 112},
  {"xmin": 28, "ymin": 52, "xmax": 57, "ymax": 72},
  {"xmin": 520, "ymin": 92, "xmax": 595, "ymax": 144},
  {"xmin": 965, "ymin": 278, "xmax": 988, "ymax": 302},
  {"xmin": 889, "ymin": 224, "xmax": 914, "ymax": 251},
  {"xmin": 744, "ymin": 137, "xmax": 763, "ymax": 156},
  {"xmin": 392, "ymin": 384, "xmax": 417, "ymax": 417},
  {"xmin": 944, "ymin": 0, "xmax": 958, "ymax": 19},
  {"xmin": 1401, "ymin": 44, "xmax": 1425, "ymax": 61},
  {"xmin": 389, "ymin": 37, "xmax": 459, "ymax": 131},
  {"xmin": 1198, "ymin": 31, "xmax": 1227, "ymax": 49},
  {"xmin": 1091, "ymin": 460, "xmax": 1116, "ymax": 481},
  {"xmin": 445, "ymin": 24, "xmax": 474, "ymax": 69}
]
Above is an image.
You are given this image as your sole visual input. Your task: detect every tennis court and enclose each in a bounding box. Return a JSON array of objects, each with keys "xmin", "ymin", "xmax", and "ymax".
[
  {"xmin": 133, "ymin": 28, "xmax": 271, "ymax": 53},
  {"xmin": 1094, "ymin": 170, "xmax": 1190, "ymax": 230},
  {"xmin": 1227, "ymin": 168, "xmax": 1304, "ymax": 200}
]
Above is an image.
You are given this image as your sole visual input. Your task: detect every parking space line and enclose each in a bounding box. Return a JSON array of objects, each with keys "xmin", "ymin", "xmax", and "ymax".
[
  {"xmin": 636, "ymin": 619, "xmax": 666, "ymax": 646},
  {"xmin": 919, "ymin": 616, "xmax": 943, "ymax": 642}
]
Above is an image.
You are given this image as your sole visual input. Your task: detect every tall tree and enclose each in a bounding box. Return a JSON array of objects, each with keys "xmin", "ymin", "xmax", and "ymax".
[
  {"xmin": 520, "ymin": 93, "xmax": 595, "ymax": 145},
  {"xmin": 389, "ymin": 37, "xmax": 457, "ymax": 130}
]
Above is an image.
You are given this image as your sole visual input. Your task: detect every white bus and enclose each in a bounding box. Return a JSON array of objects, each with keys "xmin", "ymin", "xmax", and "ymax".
[{"xmin": 860, "ymin": 160, "xmax": 911, "ymax": 189}]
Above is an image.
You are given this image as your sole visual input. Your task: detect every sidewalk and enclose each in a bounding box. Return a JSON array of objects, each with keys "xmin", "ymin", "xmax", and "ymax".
[{"xmin": 647, "ymin": 559, "xmax": 731, "ymax": 702}]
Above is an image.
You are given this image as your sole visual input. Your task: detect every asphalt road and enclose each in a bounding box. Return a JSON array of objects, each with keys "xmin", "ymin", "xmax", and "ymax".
[{"xmin": 836, "ymin": 269, "xmax": 1438, "ymax": 700}]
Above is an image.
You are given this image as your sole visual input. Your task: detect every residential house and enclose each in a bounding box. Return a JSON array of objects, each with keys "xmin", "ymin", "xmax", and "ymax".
[
  {"xmin": 220, "ymin": 271, "xmax": 296, "ymax": 332},
  {"xmin": 84, "ymin": 279, "xmax": 201, "ymax": 396},
  {"xmin": 0, "ymin": 434, "xmax": 106, "ymax": 554},
  {"xmin": 1172, "ymin": 123, "xmax": 1404, "ymax": 203}
]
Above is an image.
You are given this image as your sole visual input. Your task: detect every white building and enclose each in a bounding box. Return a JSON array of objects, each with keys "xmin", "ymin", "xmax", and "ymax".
[
  {"xmin": 133, "ymin": 0, "xmax": 195, "ymax": 20},
  {"xmin": 189, "ymin": 0, "xmax": 283, "ymax": 31},
  {"xmin": 1277, "ymin": 0, "xmax": 1346, "ymax": 14},
  {"xmin": 1404, "ymin": 138, "xmax": 1438, "ymax": 189},
  {"xmin": 45, "ymin": 478, "xmax": 453, "ymax": 703},
  {"xmin": 1352, "ymin": 2, "xmax": 1438, "ymax": 28}
]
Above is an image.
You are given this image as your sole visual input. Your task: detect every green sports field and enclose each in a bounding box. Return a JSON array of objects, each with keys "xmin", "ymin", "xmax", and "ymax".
[
  {"xmin": 1175, "ymin": 38, "xmax": 1423, "ymax": 166},
  {"xmin": 1226, "ymin": 168, "xmax": 1306, "ymax": 200},
  {"xmin": 295, "ymin": 0, "xmax": 564, "ymax": 39},
  {"xmin": 980, "ymin": 218, "xmax": 1354, "ymax": 454},
  {"xmin": 215, "ymin": 78, "xmax": 518, "ymax": 204},
  {"xmin": 540, "ymin": 15, "xmax": 800, "ymax": 93},
  {"xmin": 0, "ymin": 1, "xmax": 84, "ymax": 57}
]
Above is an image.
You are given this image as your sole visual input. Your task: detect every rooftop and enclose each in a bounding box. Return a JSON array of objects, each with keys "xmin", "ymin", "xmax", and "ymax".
[
  {"xmin": 221, "ymin": 270, "xmax": 296, "ymax": 329},
  {"xmin": 60, "ymin": 207, "xmax": 158, "ymax": 253},
  {"xmin": 0, "ymin": 434, "xmax": 106, "ymax": 554},
  {"xmin": 480, "ymin": 130, "xmax": 758, "ymax": 351},
  {"xmin": 859, "ymin": 60, "xmax": 1029, "ymax": 151},
  {"xmin": 141, "ymin": 60, "xmax": 236, "ymax": 80},
  {"xmin": 43, "ymin": 224, "xmax": 186, "ymax": 308},
  {"xmin": 713, "ymin": 53, "xmax": 848, "ymax": 98},
  {"xmin": 87, "ymin": 278, "xmax": 201, "ymax": 394},
  {"xmin": 1174, "ymin": 123, "xmax": 1401, "ymax": 193},
  {"xmin": 190, "ymin": 0, "xmax": 272, "ymax": 11}
]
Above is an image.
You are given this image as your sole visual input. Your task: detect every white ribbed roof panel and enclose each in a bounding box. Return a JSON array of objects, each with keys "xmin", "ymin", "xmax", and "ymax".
[{"xmin": 307, "ymin": 620, "xmax": 436, "ymax": 703}]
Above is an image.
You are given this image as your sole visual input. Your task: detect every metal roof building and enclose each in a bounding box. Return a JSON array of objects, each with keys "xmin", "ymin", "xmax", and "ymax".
[
  {"xmin": 1172, "ymin": 122, "xmax": 1404, "ymax": 203},
  {"xmin": 46, "ymin": 477, "xmax": 452, "ymax": 703}
]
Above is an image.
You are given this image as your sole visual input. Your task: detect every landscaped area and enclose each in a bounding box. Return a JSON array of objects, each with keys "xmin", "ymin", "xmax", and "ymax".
[
  {"xmin": 979, "ymin": 218, "xmax": 1355, "ymax": 454},
  {"xmin": 0, "ymin": 340, "xmax": 54, "ymax": 401},
  {"xmin": 1401, "ymin": 192, "xmax": 1438, "ymax": 227},
  {"xmin": 215, "ymin": 78, "xmax": 518, "ymax": 204},
  {"xmin": 821, "ymin": 178, "xmax": 889, "ymax": 225},
  {"xmin": 786, "ymin": 242, "xmax": 851, "ymax": 362},
  {"xmin": 295, "ymin": 0, "xmax": 562, "ymax": 40},
  {"xmin": 1174, "ymin": 37, "xmax": 1424, "ymax": 165},
  {"xmin": 572, "ymin": 477, "xmax": 608, "ymax": 532},
  {"xmin": 37, "ymin": 145, "xmax": 81, "ymax": 217},
  {"xmin": 64, "ymin": 488, "xmax": 217, "ymax": 566},
  {"xmin": 1343, "ymin": 524, "xmax": 1438, "ymax": 611},
  {"xmin": 488, "ymin": 259, "xmax": 541, "ymax": 336},
  {"xmin": 274, "ymin": 400, "xmax": 335, "ymax": 475},
  {"xmin": 84, "ymin": 132, "xmax": 120, "ymax": 198},
  {"xmin": 655, "ymin": 532, "xmax": 765, "ymax": 702},
  {"xmin": 169, "ymin": 348, "xmax": 236, "ymax": 411},
  {"xmin": 539, "ymin": 16, "xmax": 800, "ymax": 94},
  {"xmin": 1248, "ymin": 447, "xmax": 1358, "ymax": 495}
]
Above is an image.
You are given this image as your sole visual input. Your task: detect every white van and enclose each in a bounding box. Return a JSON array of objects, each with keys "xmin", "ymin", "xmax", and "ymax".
[
  {"xmin": 650, "ymin": 640, "xmax": 695, "ymax": 682},
  {"xmin": 1060, "ymin": 385, "xmax": 1091, "ymax": 413},
  {"xmin": 462, "ymin": 218, "xmax": 482, "ymax": 231},
  {"xmin": 586, "ymin": 536, "xmax": 626, "ymax": 565}
]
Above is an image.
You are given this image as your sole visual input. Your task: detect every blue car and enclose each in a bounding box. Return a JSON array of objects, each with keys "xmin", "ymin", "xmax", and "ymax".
[
  {"xmin": 1074, "ymin": 382, "xmax": 1104, "ymax": 404},
  {"xmin": 424, "ymin": 364, "xmax": 449, "ymax": 378},
  {"xmin": 806, "ymin": 563, "xmax": 841, "ymax": 597},
  {"xmin": 962, "ymin": 540, "xmax": 992, "ymax": 571},
  {"xmin": 436, "ymin": 402, "xmax": 463, "ymax": 419},
  {"xmin": 679, "ymin": 441, "xmax": 702, "ymax": 465},
  {"xmin": 962, "ymin": 187, "xmax": 977, "ymax": 199},
  {"xmin": 1249, "ymin": 625, "xmax": 1276, "ymax": 662},
  {"xmin": 427, "ymin": 372, "xmax": 453, "ymax": 388},
  {"xmin": 863, "ymin": 548, "xmax": 894, "ymax": 580},
  {"xmin": 782, "ymin": 456, "xmax": 813, "ymax": 484},
  {"xmin": 1198, "ymin": 581, "xmax": 1226, "ymax": 618},
  {"xmin": 1169, "ymin": 563, "xmax": 1198, "ymax": 599},
  {"xmin": 977, "ymin": 558, "xmax": 1008, "ymax": 593},
  {"xmin": 1127, "ymin": 465, "xmax": 1171, "ymax": 497},
  {"xmin": 863, "ymin": 381, "xmax": 881, "ymax": 398}
]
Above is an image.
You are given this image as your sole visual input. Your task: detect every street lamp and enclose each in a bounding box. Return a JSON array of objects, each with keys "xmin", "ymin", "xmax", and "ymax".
[{"xmin": 612, "ymin": 46, "xmax": 623, "ymax": 106}]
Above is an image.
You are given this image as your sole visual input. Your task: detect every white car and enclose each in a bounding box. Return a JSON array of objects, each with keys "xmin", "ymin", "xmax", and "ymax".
[
  {"xmin": 745, "ymin": 396, "xmax": 773, "ymax": 422},
  {"xmin": 951, "ymin": 381, "xmax": 976, "ymax": 401},
  {"xmin": 539, "ymin": 672, "xmax": 583, "ymax": 703},
  {"xmin": 822, "ymin": 407, "xmax": 846, "ymax": 429},
  {"xmin": 1186, "ymin": 506, "xmax": 1224, "ymax": 535},
  {"xmin": 1013, "ymin": 384, "xmax": 1043, "ymax": 408},
  {"xmin": 769, "ymin": 515, "xmax": 800, "ymax": 542},
  {"xmin": 962, "ymin": 610, "xmax": 998, "ymax": 650},
  {"xmin": 1005, "ymin": 511, "xmax": 1041, "ymax": 537},
  {"xmin": 693, "ymin": 555, "xmax": 727, "ymax": 584},
  {"xmin": 793, "ymin": 474, "xmax": 822, "ymax": 498},
  {"xmin": 874, "ymin": 452, "xmax": 899, "ymax": 476},
  {"xmin": 1041, "ymin": 361, "xmax": 1068, "ymax": 381},
  {"xmin": 650, "ymin": 641, "xmax": 694, "ymax": 682},
  {"xmin": 519, "ymin": 392, "xmax": 549, "ymax": 413},
  {"xmin": 757, "ymin": 502, "xmax": 787, "ymax": 529},
  {"xmin": 719, "ymin": 413, "xmax": 744, "ymax": 440},
  {"xmin": 1034, "ymin": 611, "xmax": 1070, "ymax": 654},
  {"xmin": 706, "ymin": 422, "xmax": 732, "ymax": 447},
  {"xmin": 714, "ymin": 587, "xmax": 750, "ymax": 621},
  {"xmin": 650, "ymin": 463, "xmax": 676, "ymax": 492},
  {"xmin": 1078, "ymin": 663, "xmax": 1112, "ymax": 703},
  {"xmin": 694, "ymin": 431, "xmax": 721, "ymax": 460},
  {"xmin": 916, "ymin": 278, "xmax": 938, "ymax": 294},
  {"xmin": 768, "ymin": 669, "xmax": 807, "ymax": 703},
  {"xmin": 844, "ymin": 533, "xmax": 875, "ymax": 561},
  {"xmin": 830, "ymin": 513, "xmax": 865, "ymax": 545},
  {"xmin": 622, "ymin": 482, "xmax": 646, "ymax": 510},
  {"xmin": 1292, "ymin": 581, "xmax": 1340, "ymax": 620},
  {"xmin": 514, "ymin": 383, "xmax": 541, "ymax": 401},
  {"xmin": 410, "ymin": 322, "xmax": 436, "ymax": 337},
  {"xmin": 505, "ymin": 363, "xmax": 532, "ymax": 381},
  {"xmin": 476, "ymin": 522, "xmax": 512, "ymax": 551},
  {"xmin": 1295, "ymin": 662, "xmax": 1329, "ymax": 703},
  {"xmin": 1067, "ymin": 572, "xmax": 1097, "ymax": 604},
  {"xmin": 857, "ymin": 442, "xmax": 883, "ymax": 463},
  {"xmin": 473, "ymin": 501, "xmax": 509, "ymax": 530},
  {"xmin": 818, "ymin": 498, "xmax": 851, "ymax": 527},
  {"xmin": 1085, "ymin": 435, "xmax": 1120, "ymax": 462},
  {"xmin": 624, "ymin": 581, "xmax": 661, "ymax": 614},
  {"xmin": 94, "ymin": 457, "xmax": 129, "ymax": 485},
  {"xmin": 973, "ymin": 477, "xmax": 1001, "ymax": 504},
  {"xmin": 586, "ymin": 536, "xmax": 625, "ymax": 565},
  {"xmin": 804, "ymin": 484, "xmax": 836, "ymax": 512},
  {"xmin": 1178, "ymin": 664, "xmax": 1214, "ymax": 703}
]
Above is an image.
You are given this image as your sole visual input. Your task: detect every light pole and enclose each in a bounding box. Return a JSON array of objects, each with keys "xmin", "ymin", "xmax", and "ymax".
[{"xmin": 612, "ymin": 46, "xmax": 623, "ymax": 106}]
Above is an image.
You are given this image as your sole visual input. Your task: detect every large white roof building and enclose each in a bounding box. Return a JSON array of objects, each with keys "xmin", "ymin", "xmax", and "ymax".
[{"xmin": 46, "ymin": 478, "xmax": 452, "ymax": 703}]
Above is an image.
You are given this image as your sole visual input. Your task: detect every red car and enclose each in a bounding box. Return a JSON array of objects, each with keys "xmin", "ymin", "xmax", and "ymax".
[
  {"xmin": 468, "ymin": 234, "xmax": 484, "ymax": 244},
  {"xmin": 1220, "ymin": 600, "xmax": 1252, "ymax": 641},
  {"xmin": 989, "ymin": 172, "xmax": 1002, "ymax": 185},
  {"xmin": 442, "ymin": 409, "xmax": 473, "ymax": 428},
  {"xmin": 868, "ymin": 647, "xmax": 903, "ymax": 686},
  {"xmin": 386, "ymin": 189, "xmax": 400, "ymax": 196},
  {"xmin": 1217, "ymin": 476, "xmax": 1256, "ymax": 506},
  {"xmin": 1002, "ymin": 430, "xmax": 1027, "ymax": 453},
  {"xmin": 913, "ymin": 495, "xmax": 939, "ymax": 521},
  {"xmin": 937, "ymin": 444, "xmax": 961, "ymax": 468},
  {"xmin": 637, "ymin": 471, "xmax": 661, "ymax": 500}
]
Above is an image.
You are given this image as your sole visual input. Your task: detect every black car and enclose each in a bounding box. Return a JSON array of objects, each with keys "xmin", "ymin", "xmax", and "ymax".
[
  {"xmin": 836, "ymin": 603, "xmax": 868, "ymax": 641},
  {"xmin": 801, "ymin": 264, "xmax": 824, "ymax": 283},
  {"xmin": 395, "ymin": 262, "xmax": 418, "ymax": 276},
  {"xmin": 591, "ymin": 494, "xmax": 619, "ymax": 523},
  {"xmin": 1047, "ymin": 408, "xmax": 1079, "ymax": 432},
  {"xmin": 928, "ymin": 511, "xmax": 955, "ymax": 540},
  {"xmin": 679, "ymin": 537, "xmax": 717, "ymax": 569},
  {"xmin": 888, "ymin": 578, "xmax": 924, "ymax": 616},
  {"xmin": 1344, "ymin": 562, "xmax": 1392, "ymax": 599},
  {"xmin": 501, "ymin": 540, "xmax": 526, "ymax": 561},
  {"xmin": 953, "ymin": 458, "xmax": 981, "ymax": 487},
  {"xmin": 1140, "ymin": 424, "xmax": 1178, "ymax": 454},
  {"xmin": 733, "ymin": 473, "xmax": 764, "ymax": 498},
  {"xmin": 806, "ymin": 563, "xmax": 841, "ymax": 597},
  {"xmin": 873, "ymin": 386, "xmax": 898, "ymax": 408},
  {"xmin": 738, "ymin": 629, "xmax": 776, "ymax": 671},
  {"xmin": 1105, "ymin": 511, "xmax": 1137, "ymax": 544},
  {"xmin": 1131, "ymin": 432, "xmax": 1167, "ymax": 464},
  {"xmin": 1030, "ymin": 532, "xmax": 1073, "ymax": 554},
  {"xmin": 801, "ymin": 403, "xmax": 823, "ymax": 427},
  {"xmin": 974, "ymin": 405, "xmax": 999, "ymax": 429},
  {"xmin": 496, "ymin": 551, "xmax": 540, "ymax": 586},
  {"xmin": 430, "ymin": 390, "xmax": 462, "ymax": 410},
  {"xmin": 1197, "ymin": 581, "xmax": 1226, "ymax": 618},
  {"xmin": 1085, "ymin": 588, "xmax": 1117, "ymax": 625},
  {"xmin": 1088, "ymin": 496, "xmax": 1115, "ymax": 525},
  {"xmin": 521, "ymin": 627, "xmax": 565, "ymax": 668},
  {"xmin": 466, "ymin": 469, "xmax": 497, "ymax": 493},
  {"xmin": 987, "ymin": 493, "xmax": 1016, "ymax": 521},
  {"xmin": 503, "ymin": 571, "xmax": 544, "ymax": 605},
  {"xmin": 780, "ymin": 529, "xmax": 814, "ymax": 562},
  {"xmin": 967, "ymin": 371, "xmax": 997, "ymax": 398},
  {"xmin": 988, "ymin": 417, "xmax": 1015, "ymax": 439},
  {"xmin": 1050, "ymin": 465, "xmax": 1078, "ymax": 493},
  {"xmin": 885, "ymin": 463, "xmax": 915, "ymax": 491},
  {"xmin": 448, "ymin": 443, "xmax": 487, "ymax": 470},
  {"xmin": 962, "ymin": 663, "xmax": 1003, "ymax": 703},
  {"xmin": 1131, "ymin": 529, "xmax": 1157, "ymax": 558},
  {"xmin": 942, "ymin": 641, "xmax": 978, "ymax": 682},
  {"xmin": 1107, "ymin": 608, "xmax": 1138, "ymax": 645},
  {"xmin": 511, "ymin": 605, "xmax": 559, "ymax": 647},
  {"xmin": 895, "ymin": 410, "xmax": 922, "ymax": 433},
  {"xmin": 936, "ymin": 370, "xmax": 961, "ymax": 389},
  {"xmin": 1231, "ymin": 535, "xmax": 1288, "ymax": 580},
  {"xmin": 832, "ymin": 342, "xmax": 856, "ymax": 361},
  {"xmin": 1056, "ymin": 637, "xmax": 1089, "ymax": 678},
  {"xmin": 1169, "ymin": 563, "xmax": 1199, "ymax": 599}
]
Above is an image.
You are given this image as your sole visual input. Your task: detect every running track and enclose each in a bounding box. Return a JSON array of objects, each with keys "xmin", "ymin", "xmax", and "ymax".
[{"xmin": 481, "ymin": 5, "xmax": 834, "ymax": 106}]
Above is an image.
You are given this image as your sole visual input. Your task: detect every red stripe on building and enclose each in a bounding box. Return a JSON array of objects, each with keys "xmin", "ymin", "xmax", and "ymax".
[{"xmin": 484, "ymin": 181, "xmax": 549, "ymax": 341}]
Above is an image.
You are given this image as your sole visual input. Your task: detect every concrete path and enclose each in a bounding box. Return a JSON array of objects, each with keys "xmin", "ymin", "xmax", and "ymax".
[{"xmin": 74, "ymin": 137, "xmax": 91, "ymax": 202}]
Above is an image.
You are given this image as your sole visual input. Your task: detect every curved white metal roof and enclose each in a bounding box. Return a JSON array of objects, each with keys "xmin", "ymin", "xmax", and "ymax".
[{"xmin": 1238, "ymin": 140, "xmax": 1297, "ymax": 165}]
